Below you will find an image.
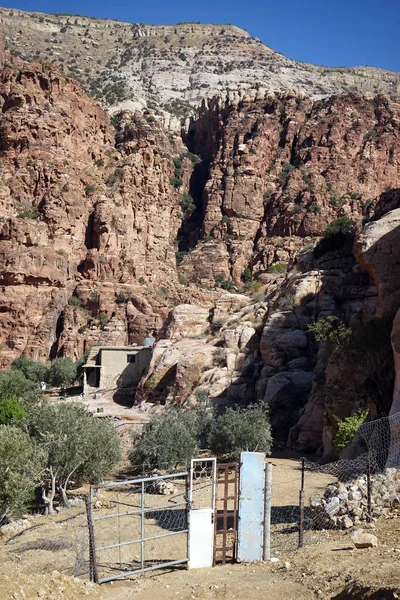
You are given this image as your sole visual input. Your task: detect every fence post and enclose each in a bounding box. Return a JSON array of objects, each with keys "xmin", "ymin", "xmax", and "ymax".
[
  {"xmin": 186, "ymin": 471, "xmax": 191, "ymax": 567},
  {"xmin": 263, "ymin": 462, "xmax": 272, "ymax": 560},
  {"xmin": 367, "ymin": 451, "xmax": 372, "ymax": 523},
  {"xmin": 298, "ymin": 458, "xmax": 305, "ymax": 549},
  {"xmin": 85, "ymin": 487, "xmax": 99, "ymax": 584}
]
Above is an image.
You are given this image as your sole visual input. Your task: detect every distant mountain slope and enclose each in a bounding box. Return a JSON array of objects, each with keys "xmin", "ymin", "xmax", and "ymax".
[{"xmin": 1, "ymin": 7, "xmax": 399, "ymax": 127}]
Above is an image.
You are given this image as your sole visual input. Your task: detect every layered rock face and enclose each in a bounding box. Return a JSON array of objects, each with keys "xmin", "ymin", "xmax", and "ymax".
[
  {"xmin": 0, "ymin": 52, "xmax": 199, "ymax": 366},
  {"xmin": 180, "ymin": 91, "xmax": 400, "ymax": 286},
  {"xmin": 1, "ymin": 8, "xmax": 399, "ymax": 124}
]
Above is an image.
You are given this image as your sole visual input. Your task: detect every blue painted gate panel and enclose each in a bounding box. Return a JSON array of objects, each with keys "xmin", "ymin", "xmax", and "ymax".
[{"xmin": 237, "ymin": 451, "xmax": 265, "ymax": 562}]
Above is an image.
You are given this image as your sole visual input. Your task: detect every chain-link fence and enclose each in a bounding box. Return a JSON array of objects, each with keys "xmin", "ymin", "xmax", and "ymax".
[
  {"xmin": 2, "ymin": 500, "xmax": 90, "ymax": 579},
  {"xmin": 269, "ymin": 413, "xmax": 400, "ymax": 555}
]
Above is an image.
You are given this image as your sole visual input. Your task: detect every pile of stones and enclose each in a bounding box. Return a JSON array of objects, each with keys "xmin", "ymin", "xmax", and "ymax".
[{"xmin": 310, "ymin": 467, "xmax": 400, "ymax": 529}]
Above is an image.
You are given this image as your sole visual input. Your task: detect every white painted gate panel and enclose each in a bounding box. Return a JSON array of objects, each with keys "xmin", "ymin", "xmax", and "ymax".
[{"xmin": 188, "ymin": 508, "xmax": 214, "ymax": 568}]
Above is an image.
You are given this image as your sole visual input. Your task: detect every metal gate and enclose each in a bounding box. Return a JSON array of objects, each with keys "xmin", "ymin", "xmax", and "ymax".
[
  {"xmin": 87, "ymin": 472, "xmax": 189, "ymax": 583},
  {"xmin": 188, "ymin": 458, "xmax": 216, "ymax": 569},
  {"xmin": 213, "ymin": 462, "xmax": 239, "ymax": 565}
]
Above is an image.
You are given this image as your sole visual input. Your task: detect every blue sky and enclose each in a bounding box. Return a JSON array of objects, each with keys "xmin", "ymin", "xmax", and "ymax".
[{"xmin": 2, "ymin": 0, "xmax": 400, "ymax": 71}]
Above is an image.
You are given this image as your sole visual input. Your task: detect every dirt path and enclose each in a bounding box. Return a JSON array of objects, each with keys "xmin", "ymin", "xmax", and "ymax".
[{"xmin": 1, "ymin": 458, "xmax": 399, "ymax": 599}]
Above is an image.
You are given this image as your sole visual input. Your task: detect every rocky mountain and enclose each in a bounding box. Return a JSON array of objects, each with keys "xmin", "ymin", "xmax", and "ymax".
[
  {"xmin": 1, "ymin": 7, "xmax": 399, "ymax": 128},
  {"xmin": 0, "ymin": 13, "xmax": 399, "ymax": 455}
]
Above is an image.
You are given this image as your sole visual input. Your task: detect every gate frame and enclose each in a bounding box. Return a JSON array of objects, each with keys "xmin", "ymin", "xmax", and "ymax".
[
  {"xmin": 213, "ymin": 462, "xmax": 239, "ymax": 566},
  {"xmin": 87, "ymin": 471, "xmax": 188, "ymax": 584},
  {"xmin": 188, "ymin": 457, "xmax": 217, "ymax": 569}
]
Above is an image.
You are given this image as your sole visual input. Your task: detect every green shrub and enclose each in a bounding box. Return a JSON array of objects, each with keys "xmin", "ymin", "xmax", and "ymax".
[
  {"xmin": 85, "ymin": 184, "xmax": 96, "ymax": 195},
  {"xmin": 333, "ymin": 409, "xmax": 368, "ymax": 452},
  {"xmin": 278, "ymin": 162, "xmax": 295, "ymax": 186},
  {"xmin": 11, "ymin": 356, "xmax": 48, "ymax": 384},
  {"xmin": 0, "ymin": 426, "xmax": 46, "ymax": 522},
  {"xmin": 0, "ymin": 370, "xmax": 40, "ymax": 405},
  {"xmin": 176, "ymin": 250, "xmax": 188, "ymax": 265},
  {"xmin": 266, "ymin": 263, "xmax": 287, "ymax": 273},
  {"xmin": 242, "ymin": 268, "xmax": 252, "ymax": 283},
  {"xmin": 214, "ymin": 274, "xmax": 235, "ymax": 291},
  {"xmin": 68, "ymin": 295, "xmax": 82, "ymax": 308},
  {"xmin": 115, "ymin": 293, "xmax": 128, "ymax": 304},
  {"xmin": 170, "ymin": 176, "xmax": 183, "ymax": 188},
  {"xmin": 129, "ymin": 407, "xmax": 201, "ymax": 471},
  {"xmin": 313, "ymin": 217, "xmax": 355, "ymax": 258},
  {"xmin": 47, "ymin": 358, "xmax": 77, "ymax": 390},
  {"xmin": 106, "ymin": 168, "xmax": 124, "ymax": 186},
  {"xmin": 307, "ymin": 316, "xmax": 352, "ymax": 348},
  {"xmin": 180, "ymin": 193, "xmax": 196, "ymax": 219},
  {"xmin": 0, "ymin": 399, "xmax": 26, "ymax": 425},
  {"xmin": 209, "ymin": 404, "xmax": 272, "ymax": 460}
]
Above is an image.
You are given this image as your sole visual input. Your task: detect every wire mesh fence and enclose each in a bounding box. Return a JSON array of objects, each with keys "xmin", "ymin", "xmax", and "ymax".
[
  {"xmin": 2, "ymin": 500, "xmax": 90, "ymax": 579},
  {"xmin": 269, "ymin": 412, "xmax": 400, "ymax": 555}
]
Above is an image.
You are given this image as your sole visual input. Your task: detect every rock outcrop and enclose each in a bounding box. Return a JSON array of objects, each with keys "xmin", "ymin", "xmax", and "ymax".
[{"xmin": 0, "ymin": 53, "xmax": 197, "ymax": 365}]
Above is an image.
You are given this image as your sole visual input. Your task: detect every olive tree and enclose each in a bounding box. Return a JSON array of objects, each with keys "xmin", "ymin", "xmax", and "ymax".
[
  {"xmin": 25, "ymin": 403, "xmax": 122, "ymax": 513},
  {"xmin": 11, "ymin": 355, "xmax": 48, "ymax": 384},
  {"xmin": 0, "ymin": 369, "xmax": 41, "ymax": 404},
  {"xmin": 47, "ymin": 358, "xmax": 77, "ymax": 391},
  {"xmin": 208, "ymin": 404, "xmax": 273, "ymax": 459},
  {"xmin": 130, "ymin": 406, "xmax": 202, "ymax": 471},
  {"xmin": 0, "ymin": 398, "xmax": 26, "ymax": 425},
  {"xmin": 0, "ymin": 425, "xmax": 46, "ymax": 524}
]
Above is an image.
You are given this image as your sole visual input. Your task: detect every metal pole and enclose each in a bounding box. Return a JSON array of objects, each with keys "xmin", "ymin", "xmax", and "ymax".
[
  {"xmin": 298, "ymin": 458, "xmax": 305, "ymax": 549},
  {"xmin": 85, "ymin": 487, "xmax": 99, "ymax": 583},
  {"xmin": 263, "ymin": 462, "xmax": 272, "ymax": 560},
  {"xmin": 185, "ymin": 472, "xmax": 190, "ymax": 568},
  {"xmin": 141, "ymin": 481, "xmax": 145, "ymax": 571},
  {"xmin": 367, "ymin": 451, "xmax": 372, "ymax": 523}
]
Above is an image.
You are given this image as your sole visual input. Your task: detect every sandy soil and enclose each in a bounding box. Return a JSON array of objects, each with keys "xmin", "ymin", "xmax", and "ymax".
[{"xmin": 1, "ymin": 459, "xmax": 399, "ymax": 600}]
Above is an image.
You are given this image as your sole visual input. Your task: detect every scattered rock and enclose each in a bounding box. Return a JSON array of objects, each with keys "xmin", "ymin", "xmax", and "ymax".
[{"xmin": 351, "ymin": 529, "xmax": 378, "ymax": 549}]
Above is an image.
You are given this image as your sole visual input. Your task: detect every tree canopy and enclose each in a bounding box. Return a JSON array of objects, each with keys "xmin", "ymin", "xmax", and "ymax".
[
  {"xmin": 25, "ymin": 402, "xmax": 122, "ymax": 512},
  {"xmin": 0, "ymin": 425, "xmax": 46, "ymax": 523}
]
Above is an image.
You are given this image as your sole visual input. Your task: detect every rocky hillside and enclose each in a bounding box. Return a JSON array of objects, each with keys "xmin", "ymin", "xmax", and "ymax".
[
  {"xmin": 0, "ymin": 26, "xmax": 400, "ymax": 454},
  {"xmin": 1, "ymin": 7, "xmax": 399, "ymax": 128}
]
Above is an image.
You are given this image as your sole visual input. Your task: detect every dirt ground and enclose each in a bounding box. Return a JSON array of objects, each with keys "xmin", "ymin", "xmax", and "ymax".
[{"xmin": 1, "ymin": 459, "xmax": 399, "ymax": 600}]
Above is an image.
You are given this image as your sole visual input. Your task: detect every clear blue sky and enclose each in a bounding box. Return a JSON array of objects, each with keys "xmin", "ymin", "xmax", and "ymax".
[{"xmin": 2, "ymin": 0, "xmax": 399, "ymax": 71}]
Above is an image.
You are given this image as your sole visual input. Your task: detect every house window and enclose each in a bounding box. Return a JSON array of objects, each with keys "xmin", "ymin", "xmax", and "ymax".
[{"xmin": 127, "ymin": 354, "xmax": 136, "ymax": 364}]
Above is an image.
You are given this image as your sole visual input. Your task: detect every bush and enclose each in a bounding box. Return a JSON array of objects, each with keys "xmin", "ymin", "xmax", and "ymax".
[
  {"xmin": 106, "ymin": 168, "xmax": 124, "ymax": 186},
  {"xmin": 333, "ymin": 409, "xmax": 368, "ymax": 452},
  {"xmin": 209, "ymin": 404, "xmax": 272, "ymax": 460},
  {"xmin": 130, "ymin": 406, "xmax": 201, "ymax": 471},
  {"xmin": 47, "ymin": 358, "xmax": 77, "ymax": 390},
  {"xmin": 313, "ymin": 217, "xmax": 355, "ymax": 258},
  {"xmin": 0, "ymin": 370, "xmax": 40, "ymax": 405},
  {"xmin": 0, "ymin": 425, "xmax": 46, "ymax": 522},
  {"xmin": 266, "ymin": 262, "xmax": 287, "ymax": 273},
  {"xmin": 0, "ymin": 399, "xmax": 26, "ymax": 425},
  {"xmin": 68, "ymin": 295, "xmax": 82, "ymax": 308},
  {"xmin": 11, "ymin": 355, "xmax": 48, "ymax": 384},
  {"xmin": 85, "ymin": 184, "xmax": 96, "ymax": 195},
  {"xmin": 307, "ymin": 316, "xmax": 352, "ymax": 348},
  {"xmin": 170, "ymin": 176, "xmax": 183, "ymax": 188},
  {"xmin": 179, "ymin": 193, "xmax": 196, "ymax": 219},
  {"xmin": 241, "ymin": 268, "xmax": 252, "ymax": 283},
  {"xmin": 115, "ymin": 293, "xmax": 128, "ymax": 304},
  {"xmin": 214, "ymin": 274, "xmax": 235, "ymax": 291}
]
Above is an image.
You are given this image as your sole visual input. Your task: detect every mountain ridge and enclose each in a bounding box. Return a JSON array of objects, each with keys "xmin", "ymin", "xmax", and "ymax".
[{"xmin": 1, "ymin": 7, "xmax": 399, "ymax": 129}]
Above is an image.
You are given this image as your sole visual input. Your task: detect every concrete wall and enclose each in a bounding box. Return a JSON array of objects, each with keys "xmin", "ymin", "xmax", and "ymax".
[{"xmin": 99, "ymin": 348, "xmax": 152, "ymax": 390}]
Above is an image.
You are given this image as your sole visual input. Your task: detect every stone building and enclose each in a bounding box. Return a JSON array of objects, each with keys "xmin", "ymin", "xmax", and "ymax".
[{"xmin": 83, "ymin": 345, "xmax": 152, "ymax": 395}]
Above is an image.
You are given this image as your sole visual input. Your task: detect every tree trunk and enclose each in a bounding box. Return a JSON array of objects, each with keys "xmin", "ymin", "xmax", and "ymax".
[
  {"xmin": 42, "ymin": 471, "xmax": 56, "ymax": 515},
  {"xmin": 59, "ymin": 485, "xmax": 70, "ymax": 508}
]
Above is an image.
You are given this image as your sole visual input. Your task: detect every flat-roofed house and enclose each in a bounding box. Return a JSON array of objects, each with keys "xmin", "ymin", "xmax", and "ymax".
[{"xmin": 83, "ymin": 345, "xmax": 152, "ymax": 395}]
